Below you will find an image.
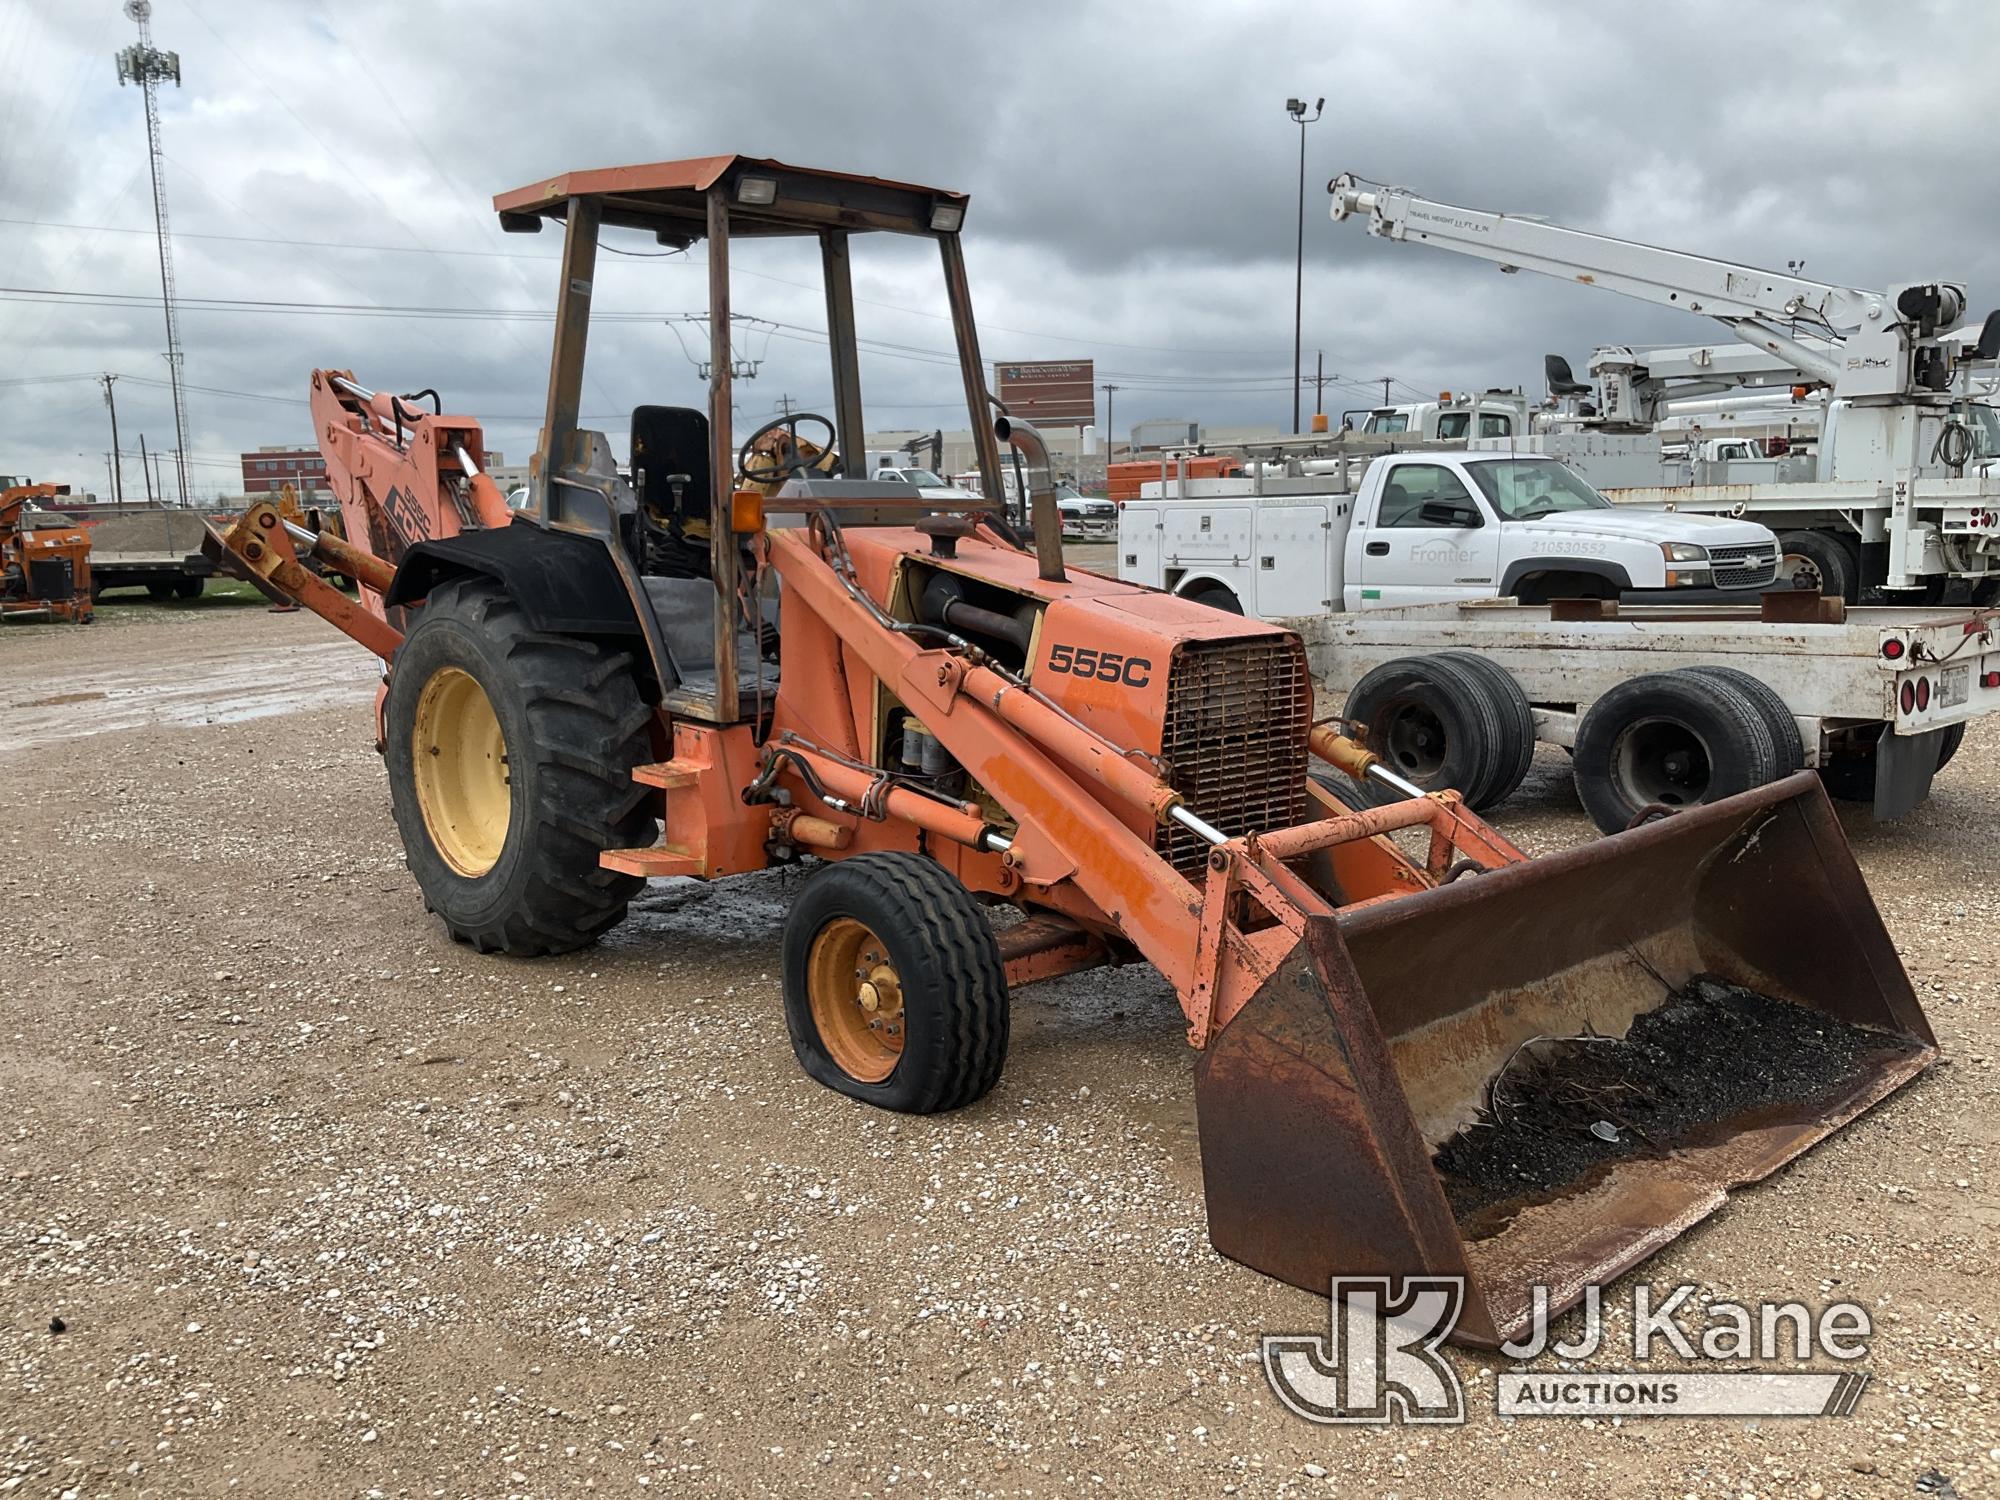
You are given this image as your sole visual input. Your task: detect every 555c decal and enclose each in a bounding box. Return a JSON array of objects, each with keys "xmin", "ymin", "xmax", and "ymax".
[{"xmin": 1046, "ymin": 643, "xmax": 1152, "ymax": 687}]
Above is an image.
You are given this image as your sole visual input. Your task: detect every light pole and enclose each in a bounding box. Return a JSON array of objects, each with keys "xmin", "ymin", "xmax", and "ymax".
[{"xmin": 1287, "ymin": 96, "xmax": 1324, "ymax": 435}]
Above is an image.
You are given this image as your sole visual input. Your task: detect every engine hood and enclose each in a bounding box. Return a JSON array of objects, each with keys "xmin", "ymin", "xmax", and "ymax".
[{"xmin": 1514, "ymin": 509, "xmax": 1775, "ymax": 548}]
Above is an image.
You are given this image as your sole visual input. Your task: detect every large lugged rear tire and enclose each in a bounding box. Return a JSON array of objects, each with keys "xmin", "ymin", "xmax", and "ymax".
[
  {"xmin": 384, "ymin": 576, "xmax": 655, "ymax": 955},
  {"xmin": 782, "ymin": 852, "xmax": 1009, "ymax": 1115},
  {"xmin": 1571, "ymin": 671, "xmax": 1778, "ymax": 834}
]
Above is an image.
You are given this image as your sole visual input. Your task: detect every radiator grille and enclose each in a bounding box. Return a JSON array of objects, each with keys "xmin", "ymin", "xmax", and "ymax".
[
  {"xmin": 1159, "ymin": 636, "xmax": 1313, "ymax": 878},
  {"xmin": 1708, "ymin": 541, "xmax": 1779, "ymax": 589}
]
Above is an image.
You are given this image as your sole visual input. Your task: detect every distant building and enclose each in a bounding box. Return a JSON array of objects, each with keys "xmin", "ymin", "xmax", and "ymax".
[{"xmin": 240, "ymin": 445, "xmax": 327, "ymax": 497}]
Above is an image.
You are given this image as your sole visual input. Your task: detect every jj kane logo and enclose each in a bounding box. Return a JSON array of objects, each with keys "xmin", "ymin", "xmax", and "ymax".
[{"xmin": 1264, "ymin": 1278, "xmax": 1874, "ymax": 1425}]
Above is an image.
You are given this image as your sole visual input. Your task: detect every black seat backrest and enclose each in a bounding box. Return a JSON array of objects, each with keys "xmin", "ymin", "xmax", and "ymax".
[{"xmin": 630, "ymin": 406, "xmax": 711, "ymax": 522}]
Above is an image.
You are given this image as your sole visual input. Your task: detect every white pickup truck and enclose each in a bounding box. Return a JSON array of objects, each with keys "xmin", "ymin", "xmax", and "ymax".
[{"xmin": 1117, "ymin": 450, "xmax": 1779, "ymax": 615}]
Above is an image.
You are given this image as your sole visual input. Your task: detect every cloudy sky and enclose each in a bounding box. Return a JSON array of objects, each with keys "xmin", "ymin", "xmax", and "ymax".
[{"xmin": 4, "ymin": 0, "xmax": 1996, "ymax": 500}]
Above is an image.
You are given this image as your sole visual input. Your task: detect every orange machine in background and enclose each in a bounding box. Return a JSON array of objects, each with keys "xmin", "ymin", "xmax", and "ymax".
[
  {"xmin": 1, "ymin": 482, "xmax": 92, "ymax": 623},
  {"xmin": 1106, "ymin": 453, "xmax": 1243, "ymax": 502}
]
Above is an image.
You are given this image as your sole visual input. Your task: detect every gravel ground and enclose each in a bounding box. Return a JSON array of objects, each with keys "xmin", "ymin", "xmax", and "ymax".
[{"xmin": 2, "ymin": 603, "xmax": 1995, "ymax": 1499}]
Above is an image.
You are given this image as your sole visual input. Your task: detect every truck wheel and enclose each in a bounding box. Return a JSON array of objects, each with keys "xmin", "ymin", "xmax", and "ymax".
[
  {"xmin": 1183, "ymin": 584, "xmax": 1242, "ymax": 615},
  {"xmin": 1776, "ymin": 531, "xmax": 1857, "ymax": 603},
  {"xmin": 1309, "ymin": 768, "xmax": 1373, "ymax": 812},
  {"xmin": 782, "ymin": 852, "xmax": 1008, "ymax": 1114},
  {"xmin": 1676, "ymin": 665, "xmax": 1803, "ymax": 778},
  {"xmin": 384, "ymin": 576, "xmax": 655, "ymax": 956},
  {"xmin": 1343, "ymin": 656, "xmax": 1507, "ymax": 808},
  {"xmin": 1821, "ymin": 722, "xmax": 1965, "ymax": 800},
  {"xmin": 1937, "ymin": 721, "xmax": 1966, "ymax": 772},
  {"xmin": 173, "ymin": 578, "xmax": 203, "ymax": 601},
  {"xmin": 1572, "ymin": 672, "xmax": 1778, "ymax": 833},
  {"xmin": 1433, "ymin": 650, "xmax": 1536, "ymax": 807}
]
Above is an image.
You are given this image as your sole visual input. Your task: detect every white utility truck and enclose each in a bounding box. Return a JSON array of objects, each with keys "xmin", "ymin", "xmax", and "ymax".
[
  {"xmin": 1331, "ymin": 173, "xmax": 2000, "ymax": 602},
  {"xmin": 1118, "ymin": 452, "xmax": 1994, "ymax": 829},
  {"xmin": 1117, "ymin": 450, "xmax": 1777, "ymax": 614}
]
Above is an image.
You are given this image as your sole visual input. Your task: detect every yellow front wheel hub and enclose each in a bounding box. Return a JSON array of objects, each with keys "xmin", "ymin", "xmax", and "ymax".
[
  {"xmin": 411, "ymin": 666, "xmax": 511, "ymax": 877},
  {"xmin": 806, "ymin": 917, "xmax": 905, "ymax": 1083}
]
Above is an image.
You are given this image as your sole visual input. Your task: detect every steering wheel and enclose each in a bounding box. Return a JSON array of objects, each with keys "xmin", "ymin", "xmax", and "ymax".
[{"xmin": 738, "ymin": 413, "xmax": 837, "ymax": 485}]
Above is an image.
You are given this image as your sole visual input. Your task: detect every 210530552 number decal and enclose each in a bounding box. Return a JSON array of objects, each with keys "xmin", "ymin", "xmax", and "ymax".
[{"xmin": 1046, "ymin": 643, "xmax": 1152, "ymax": 688}]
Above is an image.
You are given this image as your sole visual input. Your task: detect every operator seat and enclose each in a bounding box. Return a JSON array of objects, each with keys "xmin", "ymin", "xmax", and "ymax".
[
  {"xmin": 629, "ymin": 404, "xmax": 777, "ymax": 713},
  {"xmin": 630, "ymin": 405, "xmax": 713, "ymax": 579}
]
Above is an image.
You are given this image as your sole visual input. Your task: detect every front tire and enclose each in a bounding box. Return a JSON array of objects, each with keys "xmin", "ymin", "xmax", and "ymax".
[
  {"xmin": 384, "ymin": 576, "xmax": 655, "ymax": 955},
  {"xmin": 782, "ymin": 853, "xmax": 1008, "ymax": 1114}
]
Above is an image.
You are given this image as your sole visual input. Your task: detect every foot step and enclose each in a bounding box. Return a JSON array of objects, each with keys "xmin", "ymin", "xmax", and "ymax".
[
  {"xmin": 632, "ymin": 760, "xmax": 700, "ymax": 790},
  {"xmin": 600, "ymin": 843, "xmax": 702, "ymax": 877}
]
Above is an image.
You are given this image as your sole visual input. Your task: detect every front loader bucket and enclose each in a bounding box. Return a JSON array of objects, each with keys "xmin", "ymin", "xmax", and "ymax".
[{"xmin": 1194, "ymin": 773, "xmax": 1935, "ymax": 1348}]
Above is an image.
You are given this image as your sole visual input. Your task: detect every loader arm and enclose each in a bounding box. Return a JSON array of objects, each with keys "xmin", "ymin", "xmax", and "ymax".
[{"xmin": 761, "ymin": 524, "xmax": 1521, "ymax": 1032}]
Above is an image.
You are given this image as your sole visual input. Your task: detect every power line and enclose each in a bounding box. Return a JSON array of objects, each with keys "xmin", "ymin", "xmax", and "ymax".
[{"xmin": 0, "ymin": 216, "xmax": 1290, "ymax": 360}]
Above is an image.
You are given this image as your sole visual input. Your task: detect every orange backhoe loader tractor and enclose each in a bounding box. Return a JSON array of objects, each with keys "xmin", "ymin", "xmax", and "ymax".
[{"xmin": 206, "ymin": 155, "xmax": 1937, "ymax": 1348}]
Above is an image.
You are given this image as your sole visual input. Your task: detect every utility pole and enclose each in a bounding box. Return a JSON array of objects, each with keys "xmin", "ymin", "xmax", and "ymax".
[
  {"xmin": 98, "ymin": 374, "xmax": 125, "ymax": 502},
  {"xmin": 139, "ymin": 434, "xmax": 156, "ymax": 504},
  {"xmin": 1309, "ymin": 351, "xmax": 1336, "ymax": 419},
  {"xmin": 1286, "ymin": 96, "xmax": 1325, "ymax": 435},
  {"xmin": 1380, "ymin": 376, "xmax": 1392, "ymax": 407},
  {"xmin": 104, "ymin": 452, "xmax": 116, "ymax": 501},
  {"xmin": 116, "ymin": 0, "xmax": 191, "ymax": 507},
  {"xmin": 775, "ymin": 393, "xmax": 796, "ymax": 417},
  {"xmin": 1100, "ymin": 382, "xmax": 1120, "ymax": 457}
]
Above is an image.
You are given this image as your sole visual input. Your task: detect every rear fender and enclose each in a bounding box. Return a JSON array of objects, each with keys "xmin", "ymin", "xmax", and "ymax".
[{"xmin": 384, "ymin": 523, "xmax": 676, "ymax": 691}]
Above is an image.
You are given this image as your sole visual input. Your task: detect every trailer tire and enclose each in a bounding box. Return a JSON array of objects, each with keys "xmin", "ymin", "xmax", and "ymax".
[
  {"xmin": 1777, "ymin": 530, "xmax": 1857, "ymax": 603},
  {"xmin": 1183, "ymin": 583, "xmax": 1242, "ymax": 616},
  {"xmin": 1937, "ymin": 721, "xmax": 1966, "ymax": 772},
  {"xmin": 1343, "ymin": 655, "xmax": 1508, "ymax": 808},
  {"xmin": 173, "ymin": 577, "xmax": 203, "ymax": 601},
  {"xmin": 384, "ymin": 576, "xmax": 654, "ymax": 956},
  {"xmin": 783, "ymin": 852, "xmax": 1009, "ymax": 1115},
  {"xmin": 1676, "ymin": 665, "xmax": 1803, "ymax": 778},
  {"xmin": 1309, "ymin": 769, "xmax": 1373, "ymax": 812},
  {"xmin": 146, "ymin": 582, "xmax": 173, "ymax": 601},
  {"xmin": 1433, "ymin": 650, "xmax": 1536, "ymax": 807},
  {"xmin": 1572, "ymin": 672, "xmax": 1778, "ymax": 833},
  {"xmin": 1821, "ymin": 721, "xmax": 1965, "ymax": 800}
]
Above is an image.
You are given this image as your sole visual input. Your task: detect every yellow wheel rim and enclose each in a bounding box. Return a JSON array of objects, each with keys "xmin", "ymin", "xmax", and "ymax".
[
  {"xmin": 806, "ymin": 916, "xmax": 905, "ymax": 1084},
  {"xmin": 411, "ymin": 666, "xmax": 511, "ymax": 877}
]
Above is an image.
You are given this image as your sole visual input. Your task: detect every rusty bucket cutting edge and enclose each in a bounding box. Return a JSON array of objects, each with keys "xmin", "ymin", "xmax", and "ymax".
[{"xmin": 1193, "ymin": 772, "xmax": 1936, "ymax": 1349}]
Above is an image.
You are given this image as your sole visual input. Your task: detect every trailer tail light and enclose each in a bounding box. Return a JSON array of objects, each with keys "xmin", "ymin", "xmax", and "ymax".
[
  {"xmin": 1916, "ymin": 676, "xmax": 1931, "ymax": 711},
  {"xmin": 1984, "ymin": 670, "xmax": 2000, "ymax": 689},
  {"xmin": 1882, "ymin": 638, "xmax": 1905, "ymax": 660},
  {"xmin": 1901, "ymin": 680, "xmax": 1917, "ymax": 714}
]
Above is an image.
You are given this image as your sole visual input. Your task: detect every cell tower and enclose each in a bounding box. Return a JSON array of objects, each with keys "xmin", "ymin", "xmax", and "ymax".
[{"xmin": 115, "ymin": 0, "xmax": 190, "ymax": 507}]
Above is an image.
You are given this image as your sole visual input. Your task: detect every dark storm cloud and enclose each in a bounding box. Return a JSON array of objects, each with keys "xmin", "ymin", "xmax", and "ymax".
[{"xmin": 5, "ymin": 0, "xmax": 1998, "ymax": 495}]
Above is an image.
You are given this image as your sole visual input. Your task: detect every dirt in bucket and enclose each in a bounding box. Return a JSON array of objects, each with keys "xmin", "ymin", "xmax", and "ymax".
[{"xmin": 1431, "ymin": 974, "xmax": 1920, "ymax": 1222}]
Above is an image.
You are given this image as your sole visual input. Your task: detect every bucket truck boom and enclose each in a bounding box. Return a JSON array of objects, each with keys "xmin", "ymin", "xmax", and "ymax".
[{"xmin": 1329, "ymin": 175, "xmax": 1967, "ymax": 402}]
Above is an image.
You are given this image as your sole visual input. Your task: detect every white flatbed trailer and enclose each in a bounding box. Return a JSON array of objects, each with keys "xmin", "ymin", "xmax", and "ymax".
[{"xmin": 1287, "ymin": 597, "xmax": 2000, "ymax": 822}]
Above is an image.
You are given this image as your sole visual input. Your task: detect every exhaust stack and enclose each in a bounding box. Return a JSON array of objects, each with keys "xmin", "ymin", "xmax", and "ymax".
[{"xmin": 994, "ymin": 415, "xmax": 1067, "ymax": 583}]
